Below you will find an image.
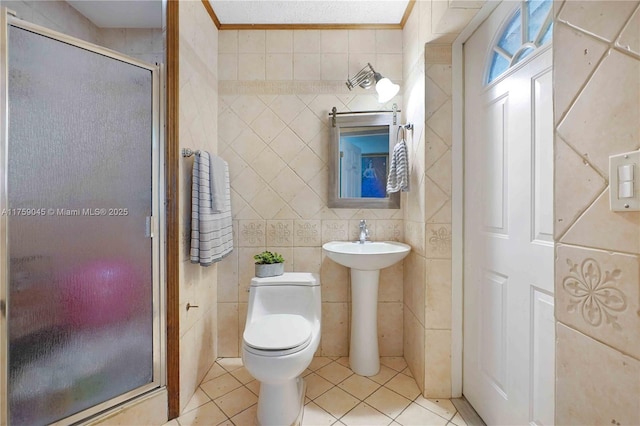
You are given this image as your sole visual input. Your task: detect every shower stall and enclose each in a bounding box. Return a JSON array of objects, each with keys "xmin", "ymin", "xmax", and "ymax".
[{"xmin": 0, "ymin": 9, "xmax": 164, "ymax": 425}]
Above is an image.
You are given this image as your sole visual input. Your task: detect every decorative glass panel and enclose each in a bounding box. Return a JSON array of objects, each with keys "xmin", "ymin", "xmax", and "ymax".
[
  {"xmin": 489, "ymin": 53, "xmax": 510, "ymax": 83},
  {"xmin": 487, "ymin": 0, "xmax": 553, "ymax": 84},
  {"xmin": 528, "ymin": 0, "xmax": 552, "ymax": 41},
  {"xmin": 497, "ymin": 8, "xmax": 522, "ymax": 56},
  {"xmin": 7, "ymin": 25, "xmax": 154, "ymax": 425},
  {"xmin": 540, "ymin": 21, "xmax": 553, "ymax": 45}
]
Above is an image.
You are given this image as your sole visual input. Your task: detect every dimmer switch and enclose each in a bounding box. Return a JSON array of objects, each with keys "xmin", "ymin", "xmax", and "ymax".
[{"xmin": 610, "ymin": 151, "xmax": 640, "ymax": 211}]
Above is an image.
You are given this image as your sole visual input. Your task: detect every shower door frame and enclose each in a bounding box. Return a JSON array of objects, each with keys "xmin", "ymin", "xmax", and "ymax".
[{"xmin": 0, "ymin": 9, "xmax": 166, "ymax": 425}]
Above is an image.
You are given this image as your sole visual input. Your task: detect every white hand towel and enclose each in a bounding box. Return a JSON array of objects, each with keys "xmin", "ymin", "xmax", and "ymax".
[
  {"xmin": 386, "ymin": 139, "xmax": 409, "ymax": 193},
  {"xmin": 190, "ymin": 151, "xmax": 233, "ymax": 266}
]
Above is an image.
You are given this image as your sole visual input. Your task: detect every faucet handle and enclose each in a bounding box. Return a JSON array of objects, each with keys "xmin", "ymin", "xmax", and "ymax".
[{"xmin": 360, "ymin": 219, "xmax": 366, "ymax": 226}]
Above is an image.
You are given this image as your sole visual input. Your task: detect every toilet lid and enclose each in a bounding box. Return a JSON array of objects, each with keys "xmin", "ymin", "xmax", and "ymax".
[{"xmin": 243, "ymin": 314, "xmax": 312, "ymax": 351}]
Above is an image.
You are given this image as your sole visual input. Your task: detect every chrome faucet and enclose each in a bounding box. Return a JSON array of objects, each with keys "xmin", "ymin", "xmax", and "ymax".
[{"xmin": 358, "ymin": 219, "xmax": 370, "ymax": 244}]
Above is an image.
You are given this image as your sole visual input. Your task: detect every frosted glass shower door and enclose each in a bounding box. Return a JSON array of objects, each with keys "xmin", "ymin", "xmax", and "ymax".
[{"xmin": 2, "ymin": 20, "xmax": 160, "ymax": 425}]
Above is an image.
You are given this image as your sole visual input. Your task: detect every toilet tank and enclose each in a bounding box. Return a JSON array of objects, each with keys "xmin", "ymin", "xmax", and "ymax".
[{"xmin": 247, "ymin": 272, "xmax": 321, "ymax": 320}]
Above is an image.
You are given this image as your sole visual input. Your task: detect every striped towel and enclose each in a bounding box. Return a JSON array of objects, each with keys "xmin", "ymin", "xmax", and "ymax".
[
  {"xmin": 386, "ymin": 138, "xmax": 409, "ymax": 193},
  {"xmin": 190, "ymin": 151, "xmax": 233, "ymax": 266}
]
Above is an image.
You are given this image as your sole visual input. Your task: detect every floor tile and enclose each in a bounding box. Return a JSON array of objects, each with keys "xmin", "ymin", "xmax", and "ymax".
[
  {"xmin": 401, "ymin": 367, "xmax": 413, "ymax": 378},
  {"xmin": 316, "ymin": 361, "xmax": 354, "ymax": 385},
  {"xmin": 414, "ymin": 397, "xmax": 457, "ymax": 421},
  {"xmin": 337, "ymin": 374, "xmax": 381, "ymax": 400},
  {"xmin": 336, "ymin": 356, "xmax": 350, "ymax": 367},
  {"xmin": 176, "ymin": 401, "xmax": 227, "ymax": 426},
  {"xmin": 185, "ymin": 358, "xmax": 462, "ymax": 426},
  {"xmin": 230, "ymin": 366, "xmax": 255, "ymax": 384},
  {"xmin": 305, "ymin": 372, "xmax": 334, "ymax": 399},
  {"xmin": 202, "ymin": 363, "xmax": 227, "ymax": 383},
  {"xmin": 161, "ymin": 420, "xmax": 179, "ymax": 426},
  {"xmin": 229, "ymin": 404, "xmax": 257, "ymax": 426},
  {"xmin": 365, "ymin": 387, "xmax": 412, "ymax": 419},
  {"xmin": 340, "ymin": 402, "xmax": 393, "ymax": 426},
  {"xmin": 301, "ymin": 401, "xmax": 337, "ymax": 426},
  {"xmin": 385, "ymin": 373, "xmax": 421, "ymax": 400},
  {"xmin": 245, "ymin": 379, "xmax": 260, "ymax": 396},
  {"xmin": 314, "ymin": 387, "xmax": 360, "ymax": 418},
  {"xmin": 200, "ymin": 373, "xmax": 243, "ymax": 400},
  {"xmin": 218, "ymin": 358, "xmax": 244, "ymax": 372},
  {"xmin": 308, "ymin": 356, "xmax": 333, "ymax": 371},
  {"xmin": 183, "ymin": 387, "xmax": 212, "ymax": 413},
  {"xmin": 368, "ymin": 364, "xmax": 399, "ymax": 385},
  {"xmin": 214, "ymin": 386, "xmax": 258, "ymax": 418},
  {"xmin": 380, "ymin": 357, "xmax": 408, "ymax": 372},
  {"xmin": 451, "ymin": 412, "xmax": 468, "ymax": 426},
  {"xmin": 395, "ymin": 402, "xmax": 449, "ymax": 426}
]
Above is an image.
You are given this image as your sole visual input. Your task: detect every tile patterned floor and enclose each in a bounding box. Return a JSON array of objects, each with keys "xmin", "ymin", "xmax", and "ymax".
[{"xmin": 163, "ymin": 357, "xmax": 468, "ymax": 426}]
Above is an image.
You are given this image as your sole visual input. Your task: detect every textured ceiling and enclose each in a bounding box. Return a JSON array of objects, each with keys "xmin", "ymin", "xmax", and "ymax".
[
  {"xmin": 66, "ymin": 0, "xmax": 410, "ymax": 29},
  {"xmin": 210, "ymin": 0, "xmax": 411, "ymax": 25}
]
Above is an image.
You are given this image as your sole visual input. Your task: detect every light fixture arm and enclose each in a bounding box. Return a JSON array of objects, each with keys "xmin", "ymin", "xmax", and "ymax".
[
  {"xmin": 346, "ymin": 63, "xmax": 379, "ymax": 90},
  {"xmin": 345, "ymin": 62, "xmax": 400, "ymax": 103}
]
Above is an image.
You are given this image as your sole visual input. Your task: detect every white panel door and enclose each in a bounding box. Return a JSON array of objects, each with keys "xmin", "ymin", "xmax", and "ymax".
[{"xmin": 463, "ymin": 2, "xmax": 555, "ymax": 425}]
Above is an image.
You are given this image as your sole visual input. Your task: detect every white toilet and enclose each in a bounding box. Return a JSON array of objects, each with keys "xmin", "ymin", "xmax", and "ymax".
[{"xmin": 242, "ymin": 272, "xmax": 321, "ymax": 426}]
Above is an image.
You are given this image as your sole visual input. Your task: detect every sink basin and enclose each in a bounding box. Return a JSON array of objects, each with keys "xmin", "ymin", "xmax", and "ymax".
[
  {"xmin": 322, "ymin": 240, "xmax": 411, "ymax": 376},
  {"xmin": 322, "ymin": 241, "xmax": 411, "ymax": 270}
]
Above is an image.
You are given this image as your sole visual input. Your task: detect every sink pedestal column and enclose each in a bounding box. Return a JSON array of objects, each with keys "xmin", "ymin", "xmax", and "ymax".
[{"xmin": 349, "ymin": 269, "xmax": 380, "ymax": 376}]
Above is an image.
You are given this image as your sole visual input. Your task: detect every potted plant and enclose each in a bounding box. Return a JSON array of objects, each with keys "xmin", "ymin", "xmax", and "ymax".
[{"xmin": 254, "ymin": 250, "xmax": 285, "ymax": 278}]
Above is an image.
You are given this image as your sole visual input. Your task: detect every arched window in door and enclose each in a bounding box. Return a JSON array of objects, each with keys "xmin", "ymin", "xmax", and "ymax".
[{"xmin": 487, "ymin": 0, "xmax": 553, "ymax": 84}]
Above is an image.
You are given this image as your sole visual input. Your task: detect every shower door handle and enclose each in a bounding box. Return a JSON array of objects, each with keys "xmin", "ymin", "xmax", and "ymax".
[
  {"xmin": 0, "ymin": 299, "xmax": 5, "ymax": 318},
  {"xmin": 145, "ymin": 216, "xmax": 155, "ymax": 238}
]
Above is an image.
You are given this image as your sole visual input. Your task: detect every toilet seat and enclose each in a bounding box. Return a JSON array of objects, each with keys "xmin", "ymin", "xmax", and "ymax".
[{"xmin": 243, "ymin": 314, "xmax": 312, "ymax": 356}]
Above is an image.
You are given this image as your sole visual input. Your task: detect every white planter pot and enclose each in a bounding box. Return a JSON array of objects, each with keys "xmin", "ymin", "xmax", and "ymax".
[{"xmin": 255, "ymin": 263, "xmax": 284, "ymax": 278}]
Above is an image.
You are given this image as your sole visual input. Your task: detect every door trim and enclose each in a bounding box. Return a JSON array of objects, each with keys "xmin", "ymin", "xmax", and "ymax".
[
  {"xmin": 450, "ymin": 1, "xmax": 501, "ymax": 398},
  {"xmin": 166, "ymin": 0, "xmax": 180, "ymax": 419}
]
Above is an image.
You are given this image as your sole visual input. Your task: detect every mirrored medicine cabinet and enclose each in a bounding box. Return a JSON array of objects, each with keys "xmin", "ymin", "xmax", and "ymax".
[{"xmin": 328, "ymin": 107, "xmax": 401, "ymax": 209}]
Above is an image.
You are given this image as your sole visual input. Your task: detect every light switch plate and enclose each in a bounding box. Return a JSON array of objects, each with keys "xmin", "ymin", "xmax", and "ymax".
[{"xmin": 610, "ymin": 150, "xmax": 640, "ymax": 211}]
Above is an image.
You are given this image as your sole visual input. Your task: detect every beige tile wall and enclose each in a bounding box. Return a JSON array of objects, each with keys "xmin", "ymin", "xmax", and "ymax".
[
  {"xmin": 178, "ymin": 0, "xmax": 219, "ymax": 413},
  {"xmin": 216, "ymin": 28, "xmax": 405, "ymax": 358},
  {"xmin": 554, "ymin": 1, "xmax": 640, "ymax": 423},
  {"xmin": 401, "ymin": 2, "xmax": 481, "ymax": 397}
]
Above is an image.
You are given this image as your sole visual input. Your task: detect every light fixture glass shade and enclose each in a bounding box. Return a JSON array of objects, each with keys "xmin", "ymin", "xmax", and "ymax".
[{"xmin": 375, "ymin": 77, "xmax": 400, "ymax": 103}]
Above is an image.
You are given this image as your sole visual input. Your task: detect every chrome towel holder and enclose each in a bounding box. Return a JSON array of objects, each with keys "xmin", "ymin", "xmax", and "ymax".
[{"xmin": 182, "ymin": 148, "xmax": 200, "ymax": 157}]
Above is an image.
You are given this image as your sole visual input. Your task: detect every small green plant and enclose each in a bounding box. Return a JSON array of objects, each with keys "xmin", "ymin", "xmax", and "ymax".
[{"xmin": 253, "ymin": 250, "xmax": 285, "ymax": 265}]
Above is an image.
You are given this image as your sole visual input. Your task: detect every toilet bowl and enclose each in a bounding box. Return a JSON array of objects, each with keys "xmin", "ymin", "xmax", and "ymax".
[{"xmin": 242, "ymin": 272, "xmax": 321, "ymax": 426}]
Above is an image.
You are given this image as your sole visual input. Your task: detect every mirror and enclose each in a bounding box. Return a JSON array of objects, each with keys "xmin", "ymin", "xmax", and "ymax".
[{"xmin": 328, "ymin": 110, "xmax": 400, "ymax": 209}]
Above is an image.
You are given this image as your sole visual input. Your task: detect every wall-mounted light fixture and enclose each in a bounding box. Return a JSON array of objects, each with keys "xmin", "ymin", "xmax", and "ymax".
[{"xmin": 346, "ymin": 63, "xmax": 400, "ymax": 104}]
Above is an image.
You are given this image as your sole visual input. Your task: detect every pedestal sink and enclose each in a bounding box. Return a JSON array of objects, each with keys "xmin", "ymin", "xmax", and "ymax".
[{"xmin": 322, "ymin": 241, "xmax": 411, "ymax": 376}]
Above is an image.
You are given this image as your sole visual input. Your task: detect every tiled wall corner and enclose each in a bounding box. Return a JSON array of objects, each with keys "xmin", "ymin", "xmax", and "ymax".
[
  {"xmin": 178, "ymin": 0, "xmax": 219, "ymax": 413},
  {"xmin": 554, "ymin": 1, "xmax": 640, "ymax": 423},
  {"xmin": 216, "ymin": 28, "xmax": 406, "ymax": 358},
  {"xmin": 402, "ymin": 36, "xmax": 459, "ymax": 398}
]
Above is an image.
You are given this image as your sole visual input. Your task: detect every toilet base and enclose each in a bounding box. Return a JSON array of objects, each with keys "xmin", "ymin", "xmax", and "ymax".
[{"xmin": 256, "ymin": 376, "xmax": 306, "ymax": 426}]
